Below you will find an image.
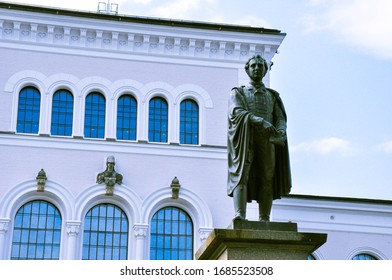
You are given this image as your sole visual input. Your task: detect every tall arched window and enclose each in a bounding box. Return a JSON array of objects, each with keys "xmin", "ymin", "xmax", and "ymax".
[
  {"xmin": 11, "ymin": 200, "xmax": 62, "ymax": 260},
  {"xmin": 148, "ymin": 97, "xmax": 168, "ymax": 143},
  {"xmin": 352, "ymin": 253, "xmax": 377, "ymax": 260},
  {"xmin": 16, "ymin": 86, "xmax": 41, "ymax": 134},
  {"xmin": 117, "ymin": 94, "xmax": 137, "ymax": 141},
  {"xmin": 150, "ymin": 207, "xmax": 193, "ymax": 260},
  {"xmin": 180, "ymin": 99, "xmax": 199, "ymax": 145},
  {"xmin": 82, "ymin": 203, "xmax": 128, "ymax": 260},
  {"xmin": 84, "ymin": 92, "xmax": 106, "ymax": 139},
  {"xmin": 51, "ymin": 89, "xmax": 74, "ymax": 136}
]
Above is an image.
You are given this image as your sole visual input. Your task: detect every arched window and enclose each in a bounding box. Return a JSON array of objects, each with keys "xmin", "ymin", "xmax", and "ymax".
[
  {"xmin": 352, "ymin": 253, "xmax": 377, "ymax": 260},
  {"xmin": 84, "ymin": 92, "xmax": 106, "ymax": 139},
  {"xmin": 117, "ymin": 94, "xmax": 137, "ymax": 141},
  {"xmin": 17, "ymin": 86, "xmax": 41, "ymax": 134},
  {"xmin": 82, "ymin": 203, "xmax": 128, "ymax": 260},
  {"xmin": 180, "ymin": 99, "xmax": 199, "ymax": 145},
  {"xmin": 11, "ymin": 200, "xmax": 62, "ymax": 260},
  {"xmin": 150, "ymin": 206, "xmax": 193, "ymax": 260},
  {"xmin": 51, "ymin": 89, "xmax": 74, "ymax": 136},
  {"xmin": 148, "ymin": 97, "xmax": 168, "ymax": 143}
]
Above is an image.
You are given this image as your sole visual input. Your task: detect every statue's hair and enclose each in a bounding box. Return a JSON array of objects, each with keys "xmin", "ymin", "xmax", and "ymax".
[{"xmin": 244, "ymin": 54, "xmax": 269, "ymax": 77}]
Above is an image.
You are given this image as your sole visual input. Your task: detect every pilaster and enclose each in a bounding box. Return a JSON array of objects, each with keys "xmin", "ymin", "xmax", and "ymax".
[
  {"xmin": 133, "ymin": 224, "xmax": 149, "ymax": 260},
  {"xmin": 65, "ymin": 220, "xmax": 82, "ymax": 260},
  {"xmin": 0, "ymin": 218, "xmax": 11, "ymax": 260}
]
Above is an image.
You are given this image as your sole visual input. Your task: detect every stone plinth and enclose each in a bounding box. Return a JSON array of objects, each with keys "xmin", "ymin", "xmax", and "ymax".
[{"xmin": 195, "ymin": 221, "xmax": 327, "ymax": 260}]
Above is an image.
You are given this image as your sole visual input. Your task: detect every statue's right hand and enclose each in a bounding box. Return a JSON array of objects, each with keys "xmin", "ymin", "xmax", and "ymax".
[{"xmin": 261, "ymin": 120, "xmax": 277, "ymax": 134}]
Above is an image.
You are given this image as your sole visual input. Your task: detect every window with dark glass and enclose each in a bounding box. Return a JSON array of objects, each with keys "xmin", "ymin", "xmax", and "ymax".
[
  {"xmin": 17, "ymin": 86, "xmax": 41, "ymax": 134},
  {"xmin": 352, "ymin": 253, "xmax": 377, "ymax": 260},
  {"xmin": 82, "ymin": 203, "xmax": 128, "ymax": 260},
  {"xmin": 51, "ymin": 89, "xmax": 74, "ymax": 136},
  {"xmin": 117, "ymin": 94, "xmax": 137, "ymax": 140},
  {"xmin": 84, "ymin": 92, "xmax": 106, "ymax": 138},
  {"xmin": 180, "ymin": 99, "xmax": 199, "ymax": 145},
  {"xmin": 11, "ymin": 200, "xmax": 62, "ymax": 260},
  {"xmin": 148, "ymin": 97, "xmax": 168, "ymax": 142},
  {"xmin": 150, "ymin": 207, "xmax": 193, "ymax": 260}
]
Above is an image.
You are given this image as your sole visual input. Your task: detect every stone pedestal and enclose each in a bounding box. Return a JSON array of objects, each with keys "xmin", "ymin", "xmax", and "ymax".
[{"xmin": 195, "ymin": 220, "xmax": 327, "ymax": 260}]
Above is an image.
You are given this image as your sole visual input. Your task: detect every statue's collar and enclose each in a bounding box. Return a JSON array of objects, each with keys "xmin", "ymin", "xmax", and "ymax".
[{"xmin": 249, "ymin": 81, "xmax": 265, "ymax": 89}]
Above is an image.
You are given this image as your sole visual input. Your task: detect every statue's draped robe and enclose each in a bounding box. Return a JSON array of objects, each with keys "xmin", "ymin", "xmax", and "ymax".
[{"xmin": 227, "ymin": 86, "xmax": 291, "ymax": 201}]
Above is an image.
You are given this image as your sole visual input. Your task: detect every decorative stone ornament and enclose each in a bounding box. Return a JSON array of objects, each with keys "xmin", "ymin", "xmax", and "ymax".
[
  {"xmin": 96, "ymin": 156, "xmax": 123, "ymax": 196},
  {"xmin": 171, "ymin": 176, "xmax": 181, "ymax": 199},
  {"xmin": 36, "ymin": 169, "xmax": 47, "ymax": 192}
]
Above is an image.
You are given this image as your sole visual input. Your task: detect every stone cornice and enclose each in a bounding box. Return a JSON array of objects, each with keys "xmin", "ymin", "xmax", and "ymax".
[
  {"xmin": 0, "ymin": 4, "xmax": 285, "ymax": 65},
  {"xmin": 0, "ymin": 133, "xmax": 227, "ymax": 160}
]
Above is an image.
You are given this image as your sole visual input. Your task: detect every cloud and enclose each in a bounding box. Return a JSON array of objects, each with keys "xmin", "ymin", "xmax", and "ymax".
[
  {"xmin": 226, "ymin": 15, "xmax": 272, "ymax": 29},
  {"xmin": 302, "ymin": 0, "xmax": 392, "ymax": 59},
  {"xmin": 291, "ymin": 137, "xmax": 355, "ymax": 155},
  {"xmin": 148, "ymin": 0, "xmax": 216, "ymax": 20},
  {"xmin": 376, "ymin": 141, "xmax": 392, "ymax": 153}
]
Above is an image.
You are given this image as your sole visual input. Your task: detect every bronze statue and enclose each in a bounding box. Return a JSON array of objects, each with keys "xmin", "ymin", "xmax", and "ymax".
[
  {"xmin": 97, "ymin": 155, "xmax": 123, "ymax": 195},
  {"xmin": 227, "ymin": 54, "xmax": 291, "ymax": 222}
]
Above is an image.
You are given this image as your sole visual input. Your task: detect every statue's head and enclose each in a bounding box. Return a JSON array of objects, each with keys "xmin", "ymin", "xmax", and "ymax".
[
  {"xmin": 106, "ymin": 155, "xmax": 115, "ymax": 171},
  {"xmin": 244, "ymin": 54, "xmax": 269, "ymax": 81}
]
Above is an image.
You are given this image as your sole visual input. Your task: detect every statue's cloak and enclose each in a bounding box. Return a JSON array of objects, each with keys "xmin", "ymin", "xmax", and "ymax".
[{"xmin": 227, "ymin": 86, "xmax": 291, "ymax": 201}]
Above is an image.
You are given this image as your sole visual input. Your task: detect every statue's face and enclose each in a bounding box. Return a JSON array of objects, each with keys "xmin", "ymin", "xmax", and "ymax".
[
  {"xmin": 107, "ymin": 162, "xmax": 115, "ymax": 171},
  {"xmin": 247, "ymin": 58, "xmax": 265, "ymax": 81}
]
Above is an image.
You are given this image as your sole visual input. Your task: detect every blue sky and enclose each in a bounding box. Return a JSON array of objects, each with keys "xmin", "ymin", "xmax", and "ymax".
[{"xmin": 5, "ymin": 0, "xmax": 392, "ymax": 200}]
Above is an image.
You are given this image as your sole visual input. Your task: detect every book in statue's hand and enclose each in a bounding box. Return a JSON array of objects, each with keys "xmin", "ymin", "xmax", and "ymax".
[{"xmin": 269, "ymin": 134, "xmax": 286, "ymax": 146}]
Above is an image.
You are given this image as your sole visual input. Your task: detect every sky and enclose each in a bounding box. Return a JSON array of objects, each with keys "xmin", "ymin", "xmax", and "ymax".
[{"xmin": 4, "ymin": 0, "xmax": 392, "ymax": 200}]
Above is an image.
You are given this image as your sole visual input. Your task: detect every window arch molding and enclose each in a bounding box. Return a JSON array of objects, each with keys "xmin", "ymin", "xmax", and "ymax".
[
  {"xmin": 45, "ymin": 74, "xmax": 79, "ymax": 96},
  {"xmin": 110, "ymin": 79, "xmax": 144, "ymax": 101},
  {"xmin": 142, "ymin": 186, "xmax": 213, "ymax": 254},
  {"xmin": 4, "ymin": 70, "xmax": 46, "ymax": 94},
  {"xmin": 77, "ymin": 76, "xmax": 112, "ymax": 99},
  {"xmin": 75, "ymin": 183, "xmax": 143, "ymax": 259},
  {"xmin": 75, "ymin": 183, "xmax": 143, "ymax": 223},
  {"xmin": 0, "ymin": 179, "xmax": 75, "ymax": 260},
  {"xmin": 172, "ymin": 84, "xmax": 213, "ymax": 109},
  {"xmin": 0, "ymin": 179, "xmax": 74, "ymax": 222},
  {"xmin": 347, "ymin": 247, "xmax": 386, "ymax": 260}
]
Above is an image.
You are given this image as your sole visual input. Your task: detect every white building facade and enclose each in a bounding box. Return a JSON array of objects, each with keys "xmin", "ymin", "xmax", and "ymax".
[{"xmin": 0, "ymin": 3, "xmax": 391, "ymax": 260}]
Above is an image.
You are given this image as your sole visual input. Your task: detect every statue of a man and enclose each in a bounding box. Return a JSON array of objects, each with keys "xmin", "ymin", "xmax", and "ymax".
[
  {"xmin": 227, "ymin": 54, "xmax": 291, "ymax": 222},
  {"xmin": 97, "ymin": 156, "xmax": 123, "ymax": 195}
]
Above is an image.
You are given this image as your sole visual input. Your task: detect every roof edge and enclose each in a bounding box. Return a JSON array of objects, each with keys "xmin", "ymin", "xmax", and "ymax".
[
  {"xmin": 284, "ymin": 194, "xmax": 392, "ymax": 205},
  {"xmin": 0, "ymin": 2, "xmax": 285, "ymax": 35}
]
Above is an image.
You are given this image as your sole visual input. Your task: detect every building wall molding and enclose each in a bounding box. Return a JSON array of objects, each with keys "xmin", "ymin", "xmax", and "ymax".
[
  {"xmin": 273, "ymin": 196, "xmax": 392, "ymax": 235},
  {"xmin": 0, "ymin": 7, "xmax": 284, "ymax": 68}
]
